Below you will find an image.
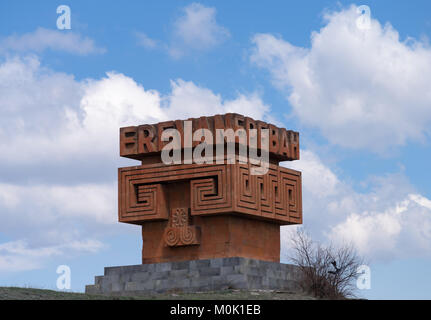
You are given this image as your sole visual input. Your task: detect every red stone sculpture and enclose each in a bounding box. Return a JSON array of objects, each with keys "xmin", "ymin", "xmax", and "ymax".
[{"xmin": 118, "ymin": 113, "xmax": 302, "ymax": 263}]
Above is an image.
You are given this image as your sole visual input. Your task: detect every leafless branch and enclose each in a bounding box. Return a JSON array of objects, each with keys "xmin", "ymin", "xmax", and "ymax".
[{"xmin": 289, "ymin": 229, "xmax": 365, "ymax": 299}]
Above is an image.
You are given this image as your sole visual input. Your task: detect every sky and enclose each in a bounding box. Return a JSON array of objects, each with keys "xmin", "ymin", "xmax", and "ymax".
[{"xmin": 0, "ymin": 0, "xmax": 431, "ymax": 300}]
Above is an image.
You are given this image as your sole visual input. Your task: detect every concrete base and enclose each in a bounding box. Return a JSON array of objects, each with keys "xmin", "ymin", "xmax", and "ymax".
[{"xmin": 85, "ymin": 257, "xmax": 303, "ymax": 296}]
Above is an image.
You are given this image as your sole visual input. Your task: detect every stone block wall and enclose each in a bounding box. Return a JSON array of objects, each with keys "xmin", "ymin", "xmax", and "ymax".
[{"xmin": 85, "ymin": 257, "xmax": 304, "ymax": 296}]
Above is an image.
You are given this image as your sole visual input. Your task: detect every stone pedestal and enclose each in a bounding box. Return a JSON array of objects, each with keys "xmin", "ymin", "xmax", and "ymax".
[{"xmin": 85, "ymin": 257, "xmax": 303, "ymax": 296}]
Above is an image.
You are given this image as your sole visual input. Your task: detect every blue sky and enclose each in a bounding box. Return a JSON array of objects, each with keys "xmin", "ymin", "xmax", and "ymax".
[{"xmin": 0, "ymin": 1, "xmax": 431, "ymax": 299}]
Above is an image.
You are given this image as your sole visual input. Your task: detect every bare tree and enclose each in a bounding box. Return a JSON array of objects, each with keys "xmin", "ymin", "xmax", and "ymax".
[{"xmin": 289, "ymin": 228, "xmax": 365, "ymax": 299}]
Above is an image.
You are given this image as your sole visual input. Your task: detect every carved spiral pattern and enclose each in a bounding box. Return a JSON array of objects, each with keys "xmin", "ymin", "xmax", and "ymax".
[
  {"xmin": 180, "ymin": 227, "xmax": 194, "ymax": 245},
  {"xmin": 164, "ymin": 227, "xmax": 179, "ymax": 246}
]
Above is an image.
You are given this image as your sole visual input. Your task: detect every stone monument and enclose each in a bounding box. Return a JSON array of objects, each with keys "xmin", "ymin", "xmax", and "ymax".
[{"xmin": 86, "ymin": 113, "xmax": 303, "ymax": 295}]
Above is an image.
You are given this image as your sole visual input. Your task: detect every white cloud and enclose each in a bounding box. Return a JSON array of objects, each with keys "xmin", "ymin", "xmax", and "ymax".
[
  {"xmin": 0, "ymin": 240, "xmax": 104, "ymax": 272},
  {"xmin": 251, "ymin": 5, "xmax": 431, "ymax": 151},
  {"xmin": 0, "ymin": 56, "xmax": 270, "ymax": 166},
  {"xmin": 170, "ymin": 3, "xmax": 229, "ymax": 57},
  {"xmin": 0, "ymin": 27, "xmax": 105, "ymax": 55},
  {"xmin": 166, "ymin": 79, "xmax": 270, "ymax": 120},
  {"xmin": 0, "ymin": 183, "xmax": 117, "ymax": 225},
  {"xmin": 135, "ymin": 32, "xmax": 158, "ymax": 49},
  {"xmin": 281, "ymin": 151, "xmax": 431, "ymax": 261},
  {"xmin": 328, "ymin": 194, "xmax": 431, "ymax": 260},
  {"xmin": 0, "ymin": 182, "xmax": 119, "ymax": 266},
  {"xmin": 289, "ymin": 150, "xmax": 340, "ymax": 198}
]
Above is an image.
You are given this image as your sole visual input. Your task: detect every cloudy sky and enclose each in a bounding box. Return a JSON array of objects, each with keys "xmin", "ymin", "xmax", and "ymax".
[{"xmin": 1, "ymin": 1, "xmax": 431, "ymax": 299}]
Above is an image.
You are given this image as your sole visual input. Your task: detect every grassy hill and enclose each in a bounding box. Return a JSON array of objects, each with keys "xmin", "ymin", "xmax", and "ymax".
[{"xmin": 0, "ymin": 286, "xmax": 317, "ymax": 300}]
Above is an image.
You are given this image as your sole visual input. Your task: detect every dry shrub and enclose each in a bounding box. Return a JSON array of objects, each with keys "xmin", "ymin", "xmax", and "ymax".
[{"xmin": 289, "ymin": 229, "xmax": 365, "ymax": 299}]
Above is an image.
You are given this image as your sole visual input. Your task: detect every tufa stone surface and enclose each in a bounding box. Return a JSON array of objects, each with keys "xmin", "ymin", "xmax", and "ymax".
[{"xmin": 117, "ymin": 113, "xmax": 303, "ymax": 264}]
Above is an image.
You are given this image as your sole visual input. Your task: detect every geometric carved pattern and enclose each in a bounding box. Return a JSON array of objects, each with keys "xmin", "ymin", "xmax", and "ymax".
[
  {"xmin": 190, "ymin": 176, "xmax": 231, "ymax": 215},
  {"xmin": 234, "ymin": 164, "xmax": 302, "ymax": 224},
  {"xmin": 118, "ymin": 183, "xmax": 168, "ymax": 224},
  {"xmin": 119, "ymin": 162, "xmax": 302, "ymax": 225},
  {"xmin": 119, "ymin": 163, "xmax": 232, "ymax": 224},
  {"xmin": 163, "ymin": 208, "xmax": 201, "ymax": 247},
  {"xmin": 190, "ymin": 163, "xmax": 302, "ymax": 225}
]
